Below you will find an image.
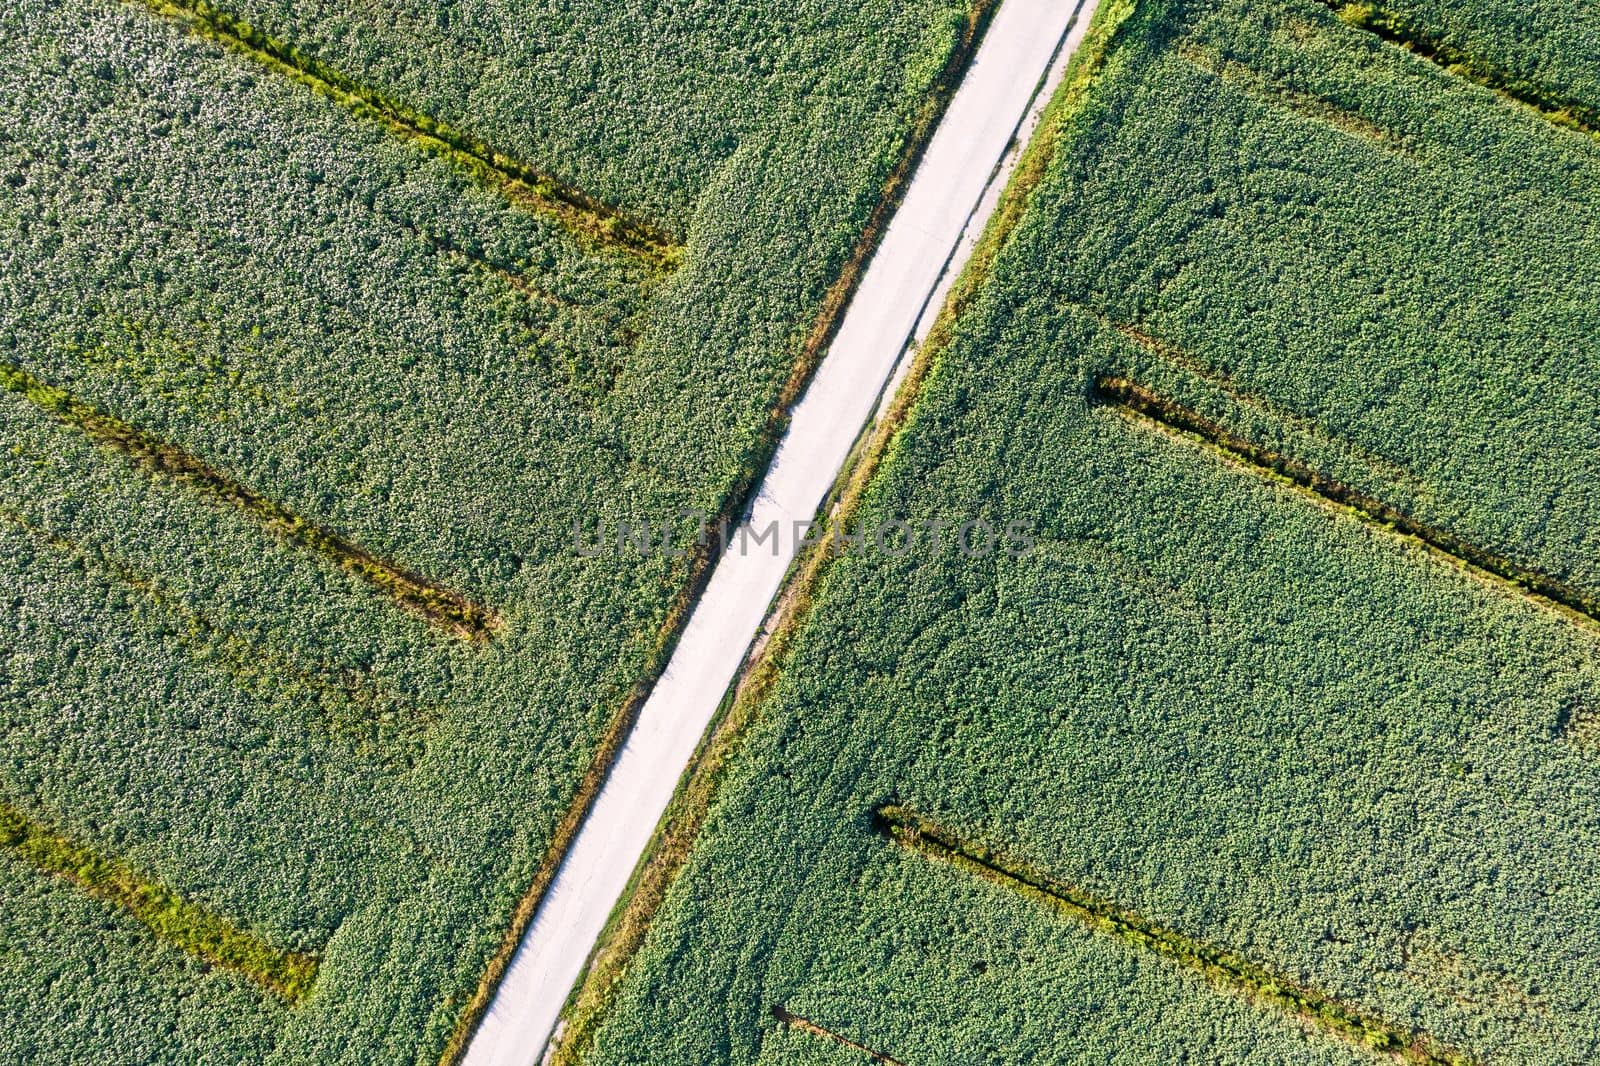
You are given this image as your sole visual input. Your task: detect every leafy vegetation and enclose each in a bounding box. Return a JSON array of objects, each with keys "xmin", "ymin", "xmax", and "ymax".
[
  {"xmin": 0, "ymin": 0, "xmax": 972, "ymax": 1060},
  {"xmin": 1323, "ymin": 0, "xmax": 1600, "ymax": 121},
  {"xmin": 1093, "ymin": 374, "xmax": 1600, "ymax": 631},
  {"xmin": 0, "ymin": 360, "xmax": 499, "ymax": 639},
  {"xmin": 879, "ymin": 806, "xmax": 1473, "ymax": 1065},
  {"xmin": 1324, "ymin": 2, "xmax": 1600, "ymax": 137},
  {"xmin": 771, "ymin": 1006, "xmax": 908, "ymax": 1066},
  {"xmin": 576, "ymin": 1, "xmax": 1600, "ymax": 1063}
]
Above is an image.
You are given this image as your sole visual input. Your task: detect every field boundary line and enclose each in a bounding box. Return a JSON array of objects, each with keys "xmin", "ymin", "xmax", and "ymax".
[
  {"xmin": 0, "ymin": 799, "xmax": 319, "ymax": 1002},
  {"xmin": 0, "ymin": 361, "xmax": 500, "ymax": 640},
  {"xmin": 129, "ymin": 0, "xmax": 682, "ymax": 269},
  {"xmin": 1100, "ymin": 317, "xmax": 1431, "ymax": 496},
  {"xmin": 516, "ymin": 4, "xmax": 1144, "ymax": 1065},
  {"xmin": 1094, "ymin": 374, "xmax": 1600, "ymax": 634},
  {"xmin": 771, "ymin": 1005, "xmax": 907, "ymax": 1066},
  {"xmin": 751, "ymin": 0, "xmax": 1004, "ymax": 453},
  {"xmin": 1317, "ymin": 1, "xmax": 1600, "ymax": 140},
  {"xmin": 877, "ymin": 805, "xmax": 1475, "ymax": 1066}
]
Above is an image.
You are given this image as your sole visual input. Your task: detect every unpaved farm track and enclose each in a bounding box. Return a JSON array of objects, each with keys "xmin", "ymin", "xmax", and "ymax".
[{"xmin": 460, "ymin": 2, "xmax": 1102, "ymax": 1062}]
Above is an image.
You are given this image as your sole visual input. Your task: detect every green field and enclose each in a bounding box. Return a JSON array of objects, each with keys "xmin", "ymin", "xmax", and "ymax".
[
  {"xmin": 575, "ymin": 1, "xmax": 1600, "ymax": 1063},
  {"xmin": 0, "ymin": 0, "xmax": 974, "ymax": 1060}
]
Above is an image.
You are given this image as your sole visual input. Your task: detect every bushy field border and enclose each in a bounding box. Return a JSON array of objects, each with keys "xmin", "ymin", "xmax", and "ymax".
[
  {"xmin": 1321, "ymin": 1, "xmax": 1600, "ymax": 137},
  {"xmin": 129, "ymin": 0, "xmax": 683, "ymax": 269},
  {"xmin": 0, "ymin": 361, "xmax": 500, "ymax": 640},
  {"xmin": 531, "ymin": 3, "xmax": 1144, "ymax": 1064},
  {"xmin": 770, "ymin": 1005, "xmax": 907, "ymax": 1066},
  {"xmin": 876, "ymin": 807, "xmax": 1473, "ymax": 1066},
  {"xmin": 1092, "ymin": 373, "xmax": 1600, "ymax": 633},
  {"xmin": 0, "ymin": 800, "xmax": 320, "ymax": 1002}
]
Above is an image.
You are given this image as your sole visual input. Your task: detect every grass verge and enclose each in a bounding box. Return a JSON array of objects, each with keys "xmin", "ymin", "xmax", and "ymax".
[
  {"xmin": 530, "ymin": 3, "xmax": 1144, "ymax": 1063},
  {"xmin": 433, "ymin": 2, "xmax": 1037, "ymax": 1060}
]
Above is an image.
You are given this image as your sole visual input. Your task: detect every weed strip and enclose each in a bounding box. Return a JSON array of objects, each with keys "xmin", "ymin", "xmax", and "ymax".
[{"xmin": 0, "ymin": 800, "xmax": 320, "ymax": 1002}]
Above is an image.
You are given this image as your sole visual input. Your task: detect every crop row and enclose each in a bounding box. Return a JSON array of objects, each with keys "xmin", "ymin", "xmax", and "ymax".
[
  {"xmin": 878, "ymin": 806, "xmax": 1471, "ymax": 1066},
  {"xmin": 1174, "ymin": 40, "xmax": 1410, "ymax": 154},
  {"xmin": 1321, "ymin": 1, "xmax": 1600, "ymax": 136},
  {"xmin": 0, "ymin": 361, "xmax": 499, "ymax": 641},
  {"xmin": 131, "ymin": 0, "xmax": 681, "ymax": 268},
  {"xmin": 0, "ymin": 799, "xmax": 319, "ymax": 1002},
  {"xmin": 1093, "ymin": 373, "xmax": 1600, "ymax": 632},
  {"xmin": 0, "ymin": 505, "xmax": 429, "ymax": 764},
  {"xmin": 571, "ymin": 1, "xmax": 1600, "ymax": 1061}
]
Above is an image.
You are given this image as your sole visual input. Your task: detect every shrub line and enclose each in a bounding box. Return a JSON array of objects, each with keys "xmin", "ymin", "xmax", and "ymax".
[
  {"xmin": 771, "ymin": 1005, "xmax": 907, "ymax": 1066},
  {"xmin": 1094, "ymin": 373, "xmax": 1600, "ymax": 632},
  {"xmin": 1323, "ymin": 1, "xmax": 1600, "ymax": 138},
  {"xmin": 876, "ymin": 805, "xmax": 1474, "ymax": 1066},
  {"xmin": 0, "ymin": 800, "xmax": 319, "ymax": 1002},
  {"xmin": 131, "ymin": 0, "xmax": 683, "ymax": 269},
  {"xmin": 0, "ymin": 361, "xmax": 500, "ymax": 640}
]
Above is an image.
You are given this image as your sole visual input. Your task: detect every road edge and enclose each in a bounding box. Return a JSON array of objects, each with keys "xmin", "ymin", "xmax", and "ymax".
[{"xmin": 434, "ymin": 5, "xmax": 1005, "ymax": 1062}]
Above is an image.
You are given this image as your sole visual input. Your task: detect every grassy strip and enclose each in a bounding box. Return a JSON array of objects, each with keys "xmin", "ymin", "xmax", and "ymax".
[
  {"xmin": 0, "ymin": 800, "xmax": 319, "ymax": 1002},
  {"xmin": 131, "ymin": 0, "xmax": 682, "ymax": 270},
  {"xmin": 732, "ymin": 0, "xmax": 1003, "ymax": 495},
  {"xmin": 877, "ymin": 805, "xmax": 1475, "ymax": 1066},
  {"xmin": 530, "ymin": 5, "xmax": 1145, "ymax": 1065},
  {"xmin": 1094, "ymin": 374, "xmax": 1600, "ymax": 632},
  {"xmin": 771, "ymin": 1005, "xmax": 907, "ymax": 1066},
  {"xmin": 0, "ymin": 361, "xmax": 500, "ymax": 640},
  {"xmin": 1323, "ymin": 1, "xmax": 1600, "ymax": 137}
]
